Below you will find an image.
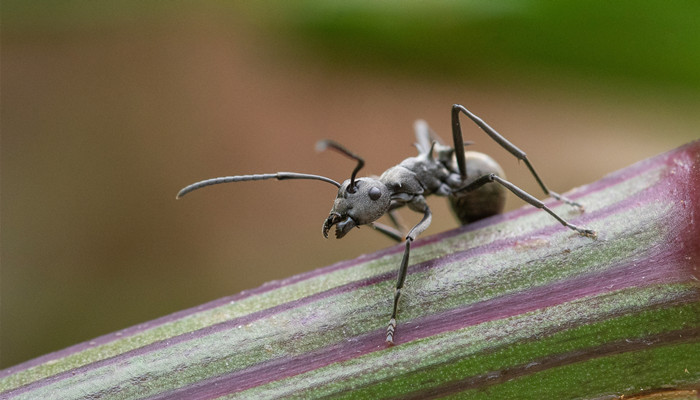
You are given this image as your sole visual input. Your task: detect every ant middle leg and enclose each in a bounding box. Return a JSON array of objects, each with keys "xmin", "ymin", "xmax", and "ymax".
[{"xmin": 450, "ymin": 104, "xmax": 584, "ymax": 210}]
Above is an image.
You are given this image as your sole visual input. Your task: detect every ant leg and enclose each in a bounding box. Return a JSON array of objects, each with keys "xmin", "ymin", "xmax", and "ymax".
[
  {"xmin": 386, "ymin": 239, "xmax": 410, "ymax": 346},
  {"xmin": 369, "ymin": 222, "xmax": 403, "ymax": 242},
  {"xmin": 456, "ymin": 174, "xmax": 596, "ymax": 238},
  {"xmin": 368, "ymin": 204, "xmax": 409, "ymax": 242},
  {"xmin": 451, "ymin": 104, "xmax": 583, "ymax": 209},
  {"xmin": 387, "ymin": 208, "xmax": 408, "ymax": 233},
  {"xmin": 386, "ymin": 200, "xmax": 432, "ymax": 346}
]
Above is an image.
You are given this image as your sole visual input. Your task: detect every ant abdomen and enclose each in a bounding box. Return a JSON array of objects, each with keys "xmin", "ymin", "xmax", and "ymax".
[{"xmin": 449, "ymin": 151, "xmax": 506, "ymax": 225}]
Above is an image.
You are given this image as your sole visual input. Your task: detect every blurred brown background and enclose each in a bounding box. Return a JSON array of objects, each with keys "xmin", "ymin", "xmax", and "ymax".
[{"xmin": 2, "ymin": 2, "xmax": 699, "ymax": 368}]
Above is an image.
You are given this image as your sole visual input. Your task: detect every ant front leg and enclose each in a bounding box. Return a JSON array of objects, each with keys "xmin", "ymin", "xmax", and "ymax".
[
  {"xmin": 386, "ymin": 198, "xmax": 432, "ymax": 346},
  {"xmin": 451, "ymin": 104, "xmax": 584, "ymax": 210}
]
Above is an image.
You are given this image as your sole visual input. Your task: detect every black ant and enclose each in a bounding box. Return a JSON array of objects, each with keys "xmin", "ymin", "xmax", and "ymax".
[{"xmin": 177, "ymin": 104, "xmax": 596, "ymax": 345}]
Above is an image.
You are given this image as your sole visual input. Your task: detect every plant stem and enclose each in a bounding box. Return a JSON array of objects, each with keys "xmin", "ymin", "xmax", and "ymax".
[{"xmin": 2, "ymin": 142, "xmax": 699, "ymax": 400}]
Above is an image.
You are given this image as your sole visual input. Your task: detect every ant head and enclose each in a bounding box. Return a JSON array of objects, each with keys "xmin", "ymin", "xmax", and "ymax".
[
  {"xmin": 317, "ymin": 139, "xmax": 390, "ymax": 238},
  {"xmin": 323, "ymin": 177, "xmax": 391, "ymax": 239}
]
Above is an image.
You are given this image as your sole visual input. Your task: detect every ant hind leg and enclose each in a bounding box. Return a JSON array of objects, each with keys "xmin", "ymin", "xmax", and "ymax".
[
  {"xmin": 450, "ymin": 104, "xmax": 584, "ymax": 210},
  {"xmin": 455, "ymin": 173, "xmax": 596, "ymax": 238}
]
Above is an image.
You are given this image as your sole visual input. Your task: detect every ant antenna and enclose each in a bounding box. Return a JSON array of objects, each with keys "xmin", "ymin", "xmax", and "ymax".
[
  {"xmin": 176, "ymin": 172, "xmax": 340, "ymax": 199},
  {"xmin": 316, "ymin": 140, "xmax": 364, "ymax": 193}
]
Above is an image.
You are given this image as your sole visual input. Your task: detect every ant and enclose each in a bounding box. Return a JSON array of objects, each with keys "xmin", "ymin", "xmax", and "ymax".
[{"xmin": 177, "ymin": 104, "xmax": 597, "ymax": 346}]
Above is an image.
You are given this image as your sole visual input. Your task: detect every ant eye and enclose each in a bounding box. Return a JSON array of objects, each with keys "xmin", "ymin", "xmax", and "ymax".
[{"xmin": 368, "ymin": 186, "xmax": 382, "ymax": 201}]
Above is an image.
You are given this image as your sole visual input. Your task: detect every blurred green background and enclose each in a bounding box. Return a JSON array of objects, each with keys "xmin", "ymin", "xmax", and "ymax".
[{"xmin": 2, "ymin": 1, "xmax": 699, "ymax": 368}]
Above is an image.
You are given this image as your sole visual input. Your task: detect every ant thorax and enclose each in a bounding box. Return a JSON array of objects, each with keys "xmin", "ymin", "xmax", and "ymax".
[{"xmin": 380, "ymin": 152, "xmax": 459, "ymax": 199}]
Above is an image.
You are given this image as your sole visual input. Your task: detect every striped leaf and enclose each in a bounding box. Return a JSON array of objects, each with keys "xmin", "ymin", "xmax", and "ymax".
[{"xmin": 2, "ymin": 141, "xmax": 699, "ymax": 399}]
